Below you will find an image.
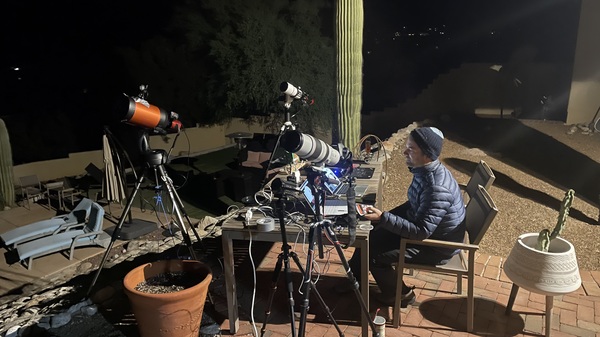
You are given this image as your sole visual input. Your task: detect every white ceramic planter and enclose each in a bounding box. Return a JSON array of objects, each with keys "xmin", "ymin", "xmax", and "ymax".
[{"xmin": 504, "ymin": 233, "xmax": 581, "ymax": 296}]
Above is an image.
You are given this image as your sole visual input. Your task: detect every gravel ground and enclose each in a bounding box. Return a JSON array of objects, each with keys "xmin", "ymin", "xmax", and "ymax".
[{"xmin": 378, "ymin": 117, "xmax": 600, "ymax": 271}]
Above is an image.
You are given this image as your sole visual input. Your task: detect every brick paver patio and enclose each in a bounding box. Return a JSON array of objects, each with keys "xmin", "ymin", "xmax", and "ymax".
[{"xmin": 216, "ymin": 243, "xmax": 600, "ymax": 337}]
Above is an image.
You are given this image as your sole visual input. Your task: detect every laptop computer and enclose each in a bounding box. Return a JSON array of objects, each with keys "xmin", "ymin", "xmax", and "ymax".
[
  {"xmin": 300, "ymin": 180, "xmax": 348, "ymax": 216},
  {"xmin": 322, "ymin": 167, "xmax": 369, "ymax": 197}
]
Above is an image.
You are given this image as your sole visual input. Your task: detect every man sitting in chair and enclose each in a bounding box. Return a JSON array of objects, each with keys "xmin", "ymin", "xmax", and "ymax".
[{"xmin": 340, "ymin": 126, "xmax": 466, "ymax": 307}]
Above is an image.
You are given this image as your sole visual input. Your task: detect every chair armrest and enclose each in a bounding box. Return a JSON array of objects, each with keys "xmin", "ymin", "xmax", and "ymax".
[
  {"xmin": 71, "ymin": 230, "xmax": 104, "ymax": 243},
  {"xmin": 69, "ymin": 231, "xmax": 105, "ymax": 259},
  {"xmin": 52, "ymin": 223, "xmax": 85, "ymax": 234},
  {"xmin": 404, "ymin": 238, "xmax": 480, "ymax": 252}
]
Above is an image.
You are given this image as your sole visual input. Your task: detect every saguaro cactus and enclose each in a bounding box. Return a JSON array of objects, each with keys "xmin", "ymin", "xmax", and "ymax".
[
  {"xmin": 537, "ymin": 189, "xmax": 575, "ymax": 252},
  {"xmin": 335, "ymin": 0, "xmax": 364, "ymax": 151},
  {"xmin": 0, "ymin": 118, "xmax": 15, "ymax": 209}
]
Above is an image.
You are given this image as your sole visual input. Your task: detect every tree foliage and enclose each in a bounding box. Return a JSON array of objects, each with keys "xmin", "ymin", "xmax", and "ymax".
[{"xmin": 168, "ymin": 0, "xmax": 336, "ymax": 133}]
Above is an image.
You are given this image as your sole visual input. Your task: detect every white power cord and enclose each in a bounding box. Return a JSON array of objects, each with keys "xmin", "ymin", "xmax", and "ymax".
[{"xmin": 248, "ymin": 230, "xmax": 259, "ymax": 337}]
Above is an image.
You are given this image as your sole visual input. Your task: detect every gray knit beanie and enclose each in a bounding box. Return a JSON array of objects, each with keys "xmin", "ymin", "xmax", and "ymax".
[{"xmin": 410, "ymin": 127, "xmax": 444, "ymax": 160}]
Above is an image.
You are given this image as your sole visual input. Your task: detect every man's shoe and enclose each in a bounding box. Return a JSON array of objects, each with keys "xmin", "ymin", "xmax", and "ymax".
[{"xmin": 374, "ymin": 289, "xmax": 416, "ymax": 308}]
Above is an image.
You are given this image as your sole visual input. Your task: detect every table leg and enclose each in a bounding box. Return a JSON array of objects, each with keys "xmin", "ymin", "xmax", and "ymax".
[
  {"xmin": 545, "ymin": 296, "xmax": 553, "ymax": 337},
  {"xmin": 58, "ymin": 189, "xmax": 64, "ymax": 211},
  {"xmin": 360, "ymin": 238, "xmax": 369, "ymax": 337},
  {"xmin": 222, "ymin": 234, "xmax": 239, "ymax": 333},
  {"xmin": 505, "ymin": 283, "xmax": 519, "ymax": 315}
]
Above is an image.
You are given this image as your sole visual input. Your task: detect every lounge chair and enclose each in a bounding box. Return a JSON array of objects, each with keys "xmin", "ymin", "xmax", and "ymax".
[
  {"xmin": 10, "ymin": 201, "xmax": 110, "ymax": 270},
  {"xmin": 0, "ymin": 198, "xmax": 94, "ymax": 248}
]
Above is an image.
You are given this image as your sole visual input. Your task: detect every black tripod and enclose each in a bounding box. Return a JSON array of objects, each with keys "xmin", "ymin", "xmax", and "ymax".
[
  {"xmin": 261, "ymin": 97, "xmax": 298, "ymax": 189},
  {"xmin": 259, "ymin": 182, "xmax": 344, "ymax": 337},
  {"xmin": 297, "ymin": 171, "xmax": 380, "ymax": 337},
  {"xmin": 87, "ymin": 131, "xmax": 202, "ymax": 296}
]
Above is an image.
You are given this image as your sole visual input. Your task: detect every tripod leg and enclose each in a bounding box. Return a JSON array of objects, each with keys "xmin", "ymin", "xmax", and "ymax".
[
  {"xmin": 323, "ymin": 224, "xmax": 380, "ymax": 337},
  {"xmin": 87, "ymin": 169, "xmax": 146, "ymax": 297},
  {"xmin": 297, "ymin": 226, "xmax": 317, "ymax": 337},
  {"xmin": 260, "ymin": 252, "xmax": 286, "ymax": 337},
  {"xmin": 281, "ymin": 245, "xmax": 297, "ymax": 337},
  {"xmin": 261, "ymin": 196, "xmax": 298, "ymax": 337},
  {"xmin": 260, "ymin": 248, "xmax": 296, "ymax": 337},
  {"xmin": 166, "ymin": 176, "xmax": 205, "ymax": 249},
  {"xmin": 290, "ymin": 252, "xmax": 344, "ymax": 337},
  {"xmin": 157, "ymin": 165, "xmax": 197, "ymax": 260}
]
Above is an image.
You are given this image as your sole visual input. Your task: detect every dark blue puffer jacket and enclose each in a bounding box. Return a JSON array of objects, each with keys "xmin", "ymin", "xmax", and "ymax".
[{"xmin": 379, "ymin": 159, "xmax": 466, "ymax": 258}]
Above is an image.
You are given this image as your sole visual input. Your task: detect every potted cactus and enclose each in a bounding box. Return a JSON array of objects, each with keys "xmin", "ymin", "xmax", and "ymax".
[
  {"xmin": 0, "ymin": 118, "xmax": 15, "ymax": 210},
  {"xmin": 503, "ymin": 189, "xmax": 581, "ymax": 336},
  {"xmin": 504, "ymin": 189, "xmax": 581, "ymax": 295},
  {"xmin": 536, "ymin": 189, "xmax": 575, "ymax": 252}
]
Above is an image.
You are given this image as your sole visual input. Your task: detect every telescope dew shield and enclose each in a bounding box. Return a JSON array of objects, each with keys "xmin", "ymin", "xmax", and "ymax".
[
  {"xmin": 280, "ymin": 82, "xmax": 303, "ymax": 99},
  {"xmin": 122, "ymin": 96, "xmax": 173, "ymax": 130},
  {"xmin": 281, "ymin": 130, "xmax": 341, "ymax": 166}
]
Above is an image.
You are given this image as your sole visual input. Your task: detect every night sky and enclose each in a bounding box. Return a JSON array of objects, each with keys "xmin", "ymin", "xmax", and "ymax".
[{"xmin": 0, "ymin": 0, "xmax": 582, "ymax": 164}]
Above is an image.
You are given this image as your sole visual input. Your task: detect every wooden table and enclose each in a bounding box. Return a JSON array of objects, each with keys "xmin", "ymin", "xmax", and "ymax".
[{"xmin": 221, "ymin": 157, "xmax": 385, "ymax": 336}]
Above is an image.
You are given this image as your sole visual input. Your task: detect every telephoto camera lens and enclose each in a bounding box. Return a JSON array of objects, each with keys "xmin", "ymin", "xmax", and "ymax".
[{"xmin": 280, "ymin": 130, "xmax": 341, "ymax": 166}]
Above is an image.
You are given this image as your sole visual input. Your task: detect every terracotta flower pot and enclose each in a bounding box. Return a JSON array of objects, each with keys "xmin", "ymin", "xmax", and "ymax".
[
  {"xmin": 504, "ymin": 233, "xmax": 581, "ymax": 296},
  {"xmin": 123, "ymin": 259, "xmax": 212, "ymax": 337}
]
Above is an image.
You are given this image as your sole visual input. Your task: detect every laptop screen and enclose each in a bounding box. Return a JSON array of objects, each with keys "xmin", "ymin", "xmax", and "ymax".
[
  {"xmin": 300, "ymin": 179, "xmax": 349, "ymax": 216},
  {"xmin": 322, "ymin": 167, "xmax": 341, "ymax": 195},
  {"xmin": 300, "ymin": 180, "xmax": 317, "ymax": 214}
]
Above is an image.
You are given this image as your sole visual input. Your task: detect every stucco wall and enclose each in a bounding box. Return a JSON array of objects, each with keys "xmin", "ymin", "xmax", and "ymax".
[
  {"xmin": 12, "ymin": 118, "xmax": 274, "ymax": 184},
  {"xmin": 567, "ymin": 0, "xmax": 600, "ymax": 125},
  {"xmin": 12, "ymin": 117, "xmax": 332, "ymax": 185}
]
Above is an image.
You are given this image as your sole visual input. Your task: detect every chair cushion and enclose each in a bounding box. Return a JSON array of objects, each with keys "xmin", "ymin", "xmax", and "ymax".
[
  {"xmin": 246, "ymin": 151, "xmax": 260, "ymax": 163},
  {"xmin": 258, "ymin": 152, "xmax": 272, "ymax": 163},
  {"xmin": 241, "ymin": 151, "xmax": 265, "ymax": 169},
  {"xmin": 16, "ymin": 229, "xmax": 86, "ymax": 260},
  {"xmin": 0, "ymin": 218, "xmax": 67, "ymax": 247}
]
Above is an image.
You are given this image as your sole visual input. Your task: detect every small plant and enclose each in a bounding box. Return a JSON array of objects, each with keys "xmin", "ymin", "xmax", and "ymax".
[{"xmin": 537, "ymin": 189, "xmax": 575, "ymax": 252}]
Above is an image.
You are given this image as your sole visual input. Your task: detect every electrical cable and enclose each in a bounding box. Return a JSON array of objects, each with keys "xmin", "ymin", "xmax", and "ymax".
[
  {"xmin": 165, "ymin": 129, "xmax": 192, "ymax": 191},
  {"xmin": 197, "ymin": 205, "xmax": 241, "ymax": 241},
  {"xmin": 247, "ymin": 229, "xmax": 259, "ymax": 337},
  {"xmin": 353, "ymin": 134, "xmax": 389, "ymax": 201}
]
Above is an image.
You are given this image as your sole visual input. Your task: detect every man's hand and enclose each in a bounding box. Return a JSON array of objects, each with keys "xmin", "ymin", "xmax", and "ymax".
[{"xmin": 363, "ymin": 206, "xmax": 382, "ymax": 222}]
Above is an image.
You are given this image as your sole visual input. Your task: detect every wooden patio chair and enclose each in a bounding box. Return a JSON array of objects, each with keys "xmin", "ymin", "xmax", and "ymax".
[
  {"xmin": 463, "ymin": 160, "xmax": 495, "ymax": 203},
  {"xmin": 392, "ymin": 184, "xmax": 499, "ymax": 332}
]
